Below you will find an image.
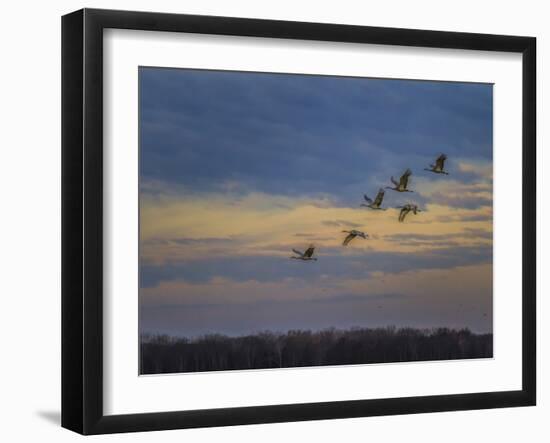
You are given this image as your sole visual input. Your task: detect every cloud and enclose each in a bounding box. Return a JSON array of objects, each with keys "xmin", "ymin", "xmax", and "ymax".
[
  {"xmin": 414, "ymin": 174, "xmax": 492, "ymax": 210},
  {"xmin": 140, "ymin": 186, "xmax": 493, "ymax": 266},
  {"xmin": 141, "ymin": 262, "xmax": 491, "ymax": 306},
  {"xmin": 429, "ymin": 192, "xmax": 492, "ymax": 209},
  {"xmin": 388, "ymin": 228, "xmax": 493, "ymax": 247},
  {"xmin": 457, "ymin": 161, "xmax": 493, "ymax": 180},
  {"xmin": 138, "ymin": 68, "xmax": 494, "ymax": 336},
  {"xmin": 434, "ymin": 212, "xmax": 492, "ymax": 223},
  {"xmin": 383, "ymin": 228, "xmax": 492, "ymax": 246},
  {"xmin": 140, "ymin": 263, "xmax": 492, "ymax": 336},
  {"xmin": 140, "ymin": 68, "xmax": 492, "ymax": 203},
  {"xmin": 321, "ymin": 220, "xmax": 362, "ymax": 228},
  {"xmin": 141, "ymin": 242, "xmax": 492, "ymax": 289},
  {"xmin": 147, "ymin": 237, "xmax": 234, "ymax": 245}
]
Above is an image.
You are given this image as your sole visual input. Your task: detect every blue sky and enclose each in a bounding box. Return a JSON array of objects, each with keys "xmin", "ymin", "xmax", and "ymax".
[{"xmin": 139, "ymin": 67, "xmax": 493, "ymax": 337}]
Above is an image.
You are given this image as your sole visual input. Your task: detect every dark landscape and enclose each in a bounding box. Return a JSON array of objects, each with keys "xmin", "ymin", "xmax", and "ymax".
[{"xmin": 140, "ymin": 326, "xmax": 493, "ymax": 374}]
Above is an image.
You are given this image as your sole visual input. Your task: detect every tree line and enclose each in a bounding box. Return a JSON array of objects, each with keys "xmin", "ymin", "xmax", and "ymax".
[{"xmin": 140, "ymin": 326, "xmax": 493, "ymax": 374}]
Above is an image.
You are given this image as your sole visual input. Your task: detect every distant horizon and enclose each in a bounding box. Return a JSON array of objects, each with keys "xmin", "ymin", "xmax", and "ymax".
[
  {"xmin": 139, "ymin": 325, "xmax": 493, "ymax": 374},
  {"xmin": 140, "ymin": 324, "xmax": 494, "ymax": 342},
  {"xmin": 139, "ymin": 67, "xmax": 493, "ymax": 340}
]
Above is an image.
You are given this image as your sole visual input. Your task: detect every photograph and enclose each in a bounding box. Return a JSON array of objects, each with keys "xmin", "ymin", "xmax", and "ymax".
[
  {"xmin": 138, "ymin": 67, "xmax": 494, "ymax": 375},
  {"xmin": 54, "ymin": 4, "xmax": 538, "ymax": 437}
]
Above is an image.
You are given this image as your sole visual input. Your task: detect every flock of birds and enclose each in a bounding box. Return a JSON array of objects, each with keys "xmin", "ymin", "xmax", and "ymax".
[{"xmin": 290, "ymin": 154, "xmax": 449, "ymax": 261}]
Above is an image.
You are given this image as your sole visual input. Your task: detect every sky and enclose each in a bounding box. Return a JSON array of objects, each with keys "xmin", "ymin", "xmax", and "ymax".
[{"xmin": 138, "ymin": 67, "xmax": 493, "ymax": 338}]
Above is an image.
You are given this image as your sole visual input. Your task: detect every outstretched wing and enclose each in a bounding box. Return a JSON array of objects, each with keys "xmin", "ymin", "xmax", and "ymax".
[
  {"xmin": 398, "ymin": 206, "xmax": 410, "ymax": 222},
  {"xmin": 342, "ymin": 233, "xmax": 354, "ymax": 246},
  {"xmin": 435, "ymin": 154, "xmax": 447, "ymax": 171},
  {"xmin": 363, "ymin": 194, "xmax": 373, "ymax": 204},
  {"xmin": 412, "ymin": 205, "xmax": 418, "ymax": 215},
  {"xmin": 292, "ymin": 248, "xmax": 304, "ymax": 257},
  {"xmin": 374, "ymin": 189, "xmax": 385, "ymax": 206},
  {"xmin": 399, "ymin": 169, "xmax": 412, "ymax": 188},
  {"xmin": 303, "ymin": 246, "xmax": 315, "ymax": 258}
]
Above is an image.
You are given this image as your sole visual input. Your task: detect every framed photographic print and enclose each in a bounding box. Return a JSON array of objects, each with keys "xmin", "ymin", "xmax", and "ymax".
[{"xmin": 61, "ymin": 8, "xmax": 536, "ymax": 435}]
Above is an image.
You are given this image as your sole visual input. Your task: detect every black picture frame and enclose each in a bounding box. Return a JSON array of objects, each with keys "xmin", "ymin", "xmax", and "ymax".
[{"xmin": 62, "ymin": 8, "xmax": 536, "ymax": 435}]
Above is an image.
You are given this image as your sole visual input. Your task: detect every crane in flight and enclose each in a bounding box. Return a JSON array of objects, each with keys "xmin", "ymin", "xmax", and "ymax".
[
  {"xmin": 361, "ymin": 188, "xmax": 386, "ymax": 210},
  {"xmin": 386, "ymin": 168, "xmax": 414, "ymax": 192},
  {"xmin": 290, "ymin": 245, "xmax": 318, "ymax": 261},
  {"xmin": 342, "ymin": 230, "xmax": 368, "ymax": 246},
  {"xmin": 397, "ymin": 204, "xmax": 422, "ymax": 222},
  {"xmin": 424, "ymin": 154, "xmax": 449, "ymax": 175}
]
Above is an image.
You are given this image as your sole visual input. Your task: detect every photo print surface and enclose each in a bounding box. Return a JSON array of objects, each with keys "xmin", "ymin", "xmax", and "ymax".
[{"xmin": 139, "ymin": 67, "xmax": 493, "ymax": 375}]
